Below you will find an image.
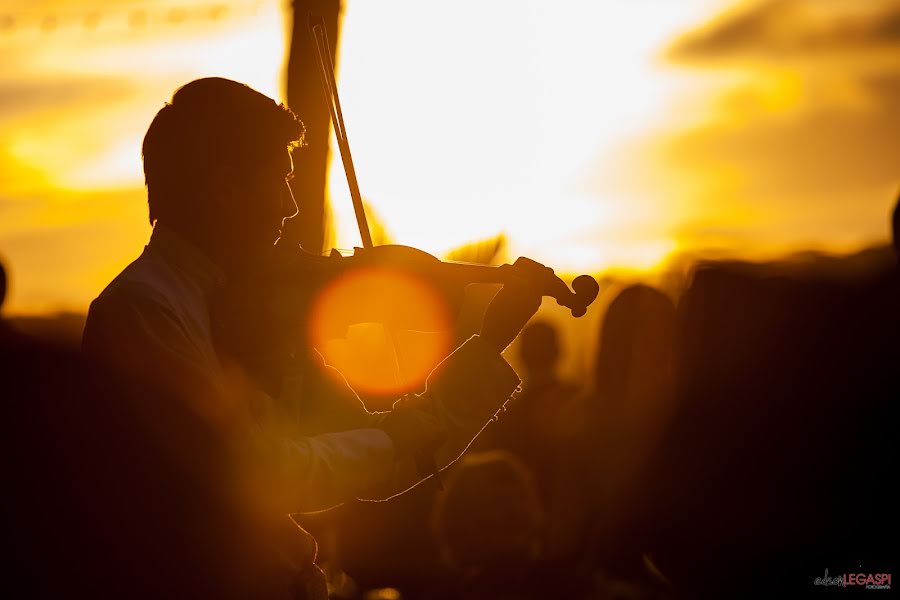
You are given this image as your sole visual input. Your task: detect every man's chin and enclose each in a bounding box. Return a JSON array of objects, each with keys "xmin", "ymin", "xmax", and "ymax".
[{"xmin": 255, "ymin": 230, "xmax": 282, "ymax": 249}]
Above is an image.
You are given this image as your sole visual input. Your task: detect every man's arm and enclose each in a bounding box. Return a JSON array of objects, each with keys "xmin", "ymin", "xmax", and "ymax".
[
  {"xmin": 358, "ymin": 334, "xmax": 520, "ymax": 501},
  {"xmin": 82, "ymin": 271, "xmax": 535, "ymax": 515},
  {"xmin": 271, "ymin": 268, "xmax": 541, "ymax": 509},
  {"xmin": 359, "ymin": 261, "xmax": 542, "ymax": 500}
]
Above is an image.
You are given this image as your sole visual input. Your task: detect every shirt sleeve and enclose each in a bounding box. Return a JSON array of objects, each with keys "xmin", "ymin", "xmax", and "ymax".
[
  {"xmin": 358, "ymin": 334, "xmax": 521, "ymax": 501},
  {"xmin": 248, "ymin": 423, "xmax": 396, "ymax": 513}
]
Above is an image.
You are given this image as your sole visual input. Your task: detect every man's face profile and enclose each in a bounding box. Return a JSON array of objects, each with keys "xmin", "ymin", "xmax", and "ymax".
[{"xmin": 212, "ymin": 148, "xmax": 298, "ymax": 257}]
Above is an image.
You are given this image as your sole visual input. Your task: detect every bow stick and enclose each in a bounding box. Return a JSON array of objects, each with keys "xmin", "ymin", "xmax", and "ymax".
[
  {"xmin": 308, "ymin": 13, "xmax": 444, "ymax": 488},
  {"xmin": 308, "ymin": 13, "xmax": 373, "ymax": 250}
]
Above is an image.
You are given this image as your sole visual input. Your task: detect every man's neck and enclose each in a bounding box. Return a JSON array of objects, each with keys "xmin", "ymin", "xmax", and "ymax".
[
  {"xmin": 159, "ymin": 220, "xmax": 229, "ymax": 273},
  {"xmin": 156, "ymin": 220, "xmax": 276, "ymax": 279}
]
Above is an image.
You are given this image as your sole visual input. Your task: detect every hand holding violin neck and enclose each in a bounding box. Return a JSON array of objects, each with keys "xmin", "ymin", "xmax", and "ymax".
[{"xmin": 439, "ymin": 255, "xmax": 599, "ymax": 318}]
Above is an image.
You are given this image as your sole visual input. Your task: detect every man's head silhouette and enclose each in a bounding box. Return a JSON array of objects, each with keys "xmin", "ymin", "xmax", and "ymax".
[{"xmin": 142, "ymin": 78, "xmax": 305, "ymax": 269}]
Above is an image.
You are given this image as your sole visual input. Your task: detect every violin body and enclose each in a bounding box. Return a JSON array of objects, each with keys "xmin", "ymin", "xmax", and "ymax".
[{"xmin": 216, "ymin": 243, "xmax": 598, "ymax": 339}]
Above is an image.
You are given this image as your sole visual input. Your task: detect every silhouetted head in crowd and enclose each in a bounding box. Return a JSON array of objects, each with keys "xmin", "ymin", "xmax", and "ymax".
[
  {"xmin": 892, "ymin": 189, "xmax": 899, "ymax": 256},
  {"xmin": 595, "ymin": 285, "xmax": 676, "ymax": 401},
  {"xmin": 432, "ymin": 451, "xmax": 544, "ymax": 568},
  {"xmin": 518, "ymin": 320, "xmax": 560, "ymax": 381},
  {"xmin": 142, "ymin": 77, "xmax": 305, "ymax": 271}
]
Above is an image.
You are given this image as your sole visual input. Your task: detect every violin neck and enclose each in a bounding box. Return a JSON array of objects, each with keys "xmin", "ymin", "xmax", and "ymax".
[{"xmin": 443, "ymin": 261, "xmax": 508, "ymax": 286}]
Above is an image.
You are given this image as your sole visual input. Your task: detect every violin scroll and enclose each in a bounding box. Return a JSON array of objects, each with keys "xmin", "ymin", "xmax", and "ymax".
[
  {"xmin": 494, "ymin": 256, "xmax": 599, "ymax": 318},
  {"xmin": 570, "ymin": 275, "xmax": 600, "ymax": 317}
]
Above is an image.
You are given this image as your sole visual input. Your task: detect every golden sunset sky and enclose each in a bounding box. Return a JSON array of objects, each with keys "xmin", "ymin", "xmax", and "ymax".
[{"xmin": 1, "ymin": 0, "xmax": 898, "ymax": 315}]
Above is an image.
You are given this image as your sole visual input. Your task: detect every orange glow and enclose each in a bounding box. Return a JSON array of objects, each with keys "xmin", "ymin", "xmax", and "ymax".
[{"xmin": 308, "ymin": 266, "xmax": 452, "ymax": 395}]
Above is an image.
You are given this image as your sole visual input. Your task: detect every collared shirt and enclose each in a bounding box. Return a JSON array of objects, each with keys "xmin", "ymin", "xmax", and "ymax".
[{"xmin": 83, "ymin": 224, "xmax": 521, "ymax": 514}]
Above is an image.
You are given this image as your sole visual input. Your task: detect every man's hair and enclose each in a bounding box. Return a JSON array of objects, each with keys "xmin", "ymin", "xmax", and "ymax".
[{"xmin": 142, "ymin": 77, "xmax": 305, "ymax": 225}]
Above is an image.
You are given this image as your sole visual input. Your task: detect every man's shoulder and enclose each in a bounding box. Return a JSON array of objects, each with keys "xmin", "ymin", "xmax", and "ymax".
[
  {"xmin": 82, "ymin": 254, "xmax": 199, "ymax": 371},
  {"xmin": 85, "ymin": 251, "xmax": 183, "ymax": 336},
  {"xmin": 92, "ymin": 250, "xmax": 178, "ymax": 312}
]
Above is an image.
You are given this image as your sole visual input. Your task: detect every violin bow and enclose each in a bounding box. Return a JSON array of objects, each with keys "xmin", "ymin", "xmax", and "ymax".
[
  {"xmin": 308, "ymin": 13, "xmax": 373, "ymax": 250},
  {"xmin": 308, "ymin": 13, "xmax": 445, "ymax": 489},
  {"xmin": 308, "ymin": 12, "xmax": 412, "ymax": 390}
]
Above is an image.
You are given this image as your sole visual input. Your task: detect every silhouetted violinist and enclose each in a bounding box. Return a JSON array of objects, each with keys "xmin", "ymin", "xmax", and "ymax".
[
  {"xmin": 69, "ymin": 7, "xmax": 609, "ymax": 597},
  {"xmin": 80, "ymin": 71, "xmax": 596, "ymax": 599}
]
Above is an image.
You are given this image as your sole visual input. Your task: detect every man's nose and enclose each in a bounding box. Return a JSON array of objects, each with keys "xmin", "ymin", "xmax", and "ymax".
[{"xmin": 282, "ymin": 180, "xmax": 299, "ymax": 219}]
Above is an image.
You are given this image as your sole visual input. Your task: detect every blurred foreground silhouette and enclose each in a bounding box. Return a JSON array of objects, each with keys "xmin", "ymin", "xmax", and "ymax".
[{"xmin": 2, "ymin": 262, "xmax": 313, "ymax": 597}]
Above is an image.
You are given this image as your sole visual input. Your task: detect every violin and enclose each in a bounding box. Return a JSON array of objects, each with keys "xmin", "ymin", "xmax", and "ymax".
[
  {"xmin": 213, "ymin": 241, "xmax": 597, "ymax": 380},
  {"xmin": 273, "ymin": 243, "xmax": 598, "ymax": 320}
]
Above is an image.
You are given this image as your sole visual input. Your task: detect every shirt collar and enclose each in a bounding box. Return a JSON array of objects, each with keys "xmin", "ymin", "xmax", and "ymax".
[{"xmin": 146, "ymin": 224, "xmax": 226, "ymax": 295}]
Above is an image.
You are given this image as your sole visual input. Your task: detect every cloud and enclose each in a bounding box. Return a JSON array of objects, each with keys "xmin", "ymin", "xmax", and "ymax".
[
  {"xmin": 673, "ymin": 74, "xmax": 899, "ymax": 185},
  {"xmin": 667, "ymin": 0, "xmax": 900, "ymax": 62},
  {"xmin": 0, "ymin": 76, "xmax": 135, "ymax": 123},
  {"xmin": 644, "ymin": 69, "xmax": 900, "ymax": 252},
  {"xmin": 622, "ymin": 0, "xmax": 900, "ymax": 255}
]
